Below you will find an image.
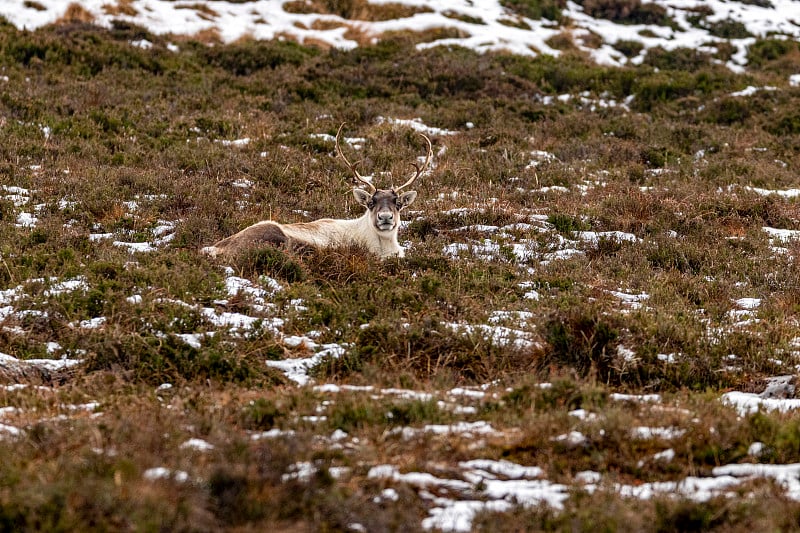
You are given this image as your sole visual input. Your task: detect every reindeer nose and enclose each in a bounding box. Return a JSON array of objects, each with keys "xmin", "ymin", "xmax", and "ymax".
[{"xmin": 378, "ymin": 212, "xmax": 393, "ymax": 222}]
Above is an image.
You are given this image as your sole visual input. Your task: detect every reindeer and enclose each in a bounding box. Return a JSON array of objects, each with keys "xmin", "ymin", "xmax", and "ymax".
[{"xmin": 202, "ymin": 124, "xmax": 432, "ymax": 259}]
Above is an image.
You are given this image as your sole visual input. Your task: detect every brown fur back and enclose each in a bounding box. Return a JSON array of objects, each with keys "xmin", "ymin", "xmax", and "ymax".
[{"xmin": 209, "ymin": 222, "xmax": 287, "ymax": 256}]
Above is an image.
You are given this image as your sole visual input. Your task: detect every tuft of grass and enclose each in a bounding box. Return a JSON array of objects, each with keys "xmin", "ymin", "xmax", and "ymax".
[
  {"xmin": 232, "ymin": 246, "xmax": 307, "ymax": 283},
  {"xmin": 200, "ymin": 39, "xmax": 317, "ymax": 75},
  {"xmin": 747, "ymin": 38, "xmax": 798, "ymax": 68},
  {"xmin": 548, "ymin": 212, "xmax": 589, "ymax": 234},
  {"xmin": 575, "ymin": 0, "xmax": 674, "ymax": 26},
  {"xmin": 282, "ymin": 0, "xmax": 433, "ymax": 20},
  {"xmin": 541, "ymin": 306, "xmax": 620, "ymax": 381},
  {"xmin": 84, "ymin": 331, "xmax": 281, "ymax": 386},
  {"xmin": 500, "ymin": 0, "xmax": 567, "ymax": 21}
]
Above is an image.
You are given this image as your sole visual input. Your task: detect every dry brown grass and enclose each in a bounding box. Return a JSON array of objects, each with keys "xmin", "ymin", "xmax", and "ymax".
[
  {"xmin": 283, "ymin": 0, "xmax": 432, "ymax": 21},
  {"xmin": 101, "ymin": 0, "xmax": 138, "ymax": 17},
  {"xmin": 308, "ymin": 18, "xmax": 348, "ymax": 31},
  {"xmin": 187, "ymin": 26, "xmax": 223, "ymax": 45},
  {"xmin": 23, "ymin": 1, "xmax": 47, "ymax": 11},
  {"xmin": 175, "ymin": 3, "xmax": 220, "ymax": 20},
  {"xmin": 56, "ymin": 2, "xmax": 95, "ymax": 24}
]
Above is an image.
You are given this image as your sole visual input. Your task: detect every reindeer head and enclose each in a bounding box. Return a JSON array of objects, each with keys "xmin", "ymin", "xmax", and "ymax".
[{"xmin": 336, "ymin": 124, "xmax": 432, "ymax": 233}]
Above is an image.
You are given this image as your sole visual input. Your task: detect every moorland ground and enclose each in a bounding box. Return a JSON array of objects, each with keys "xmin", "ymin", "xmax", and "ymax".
[{"xmin": 2, "ymin": 10, "xmax": 800, "ymax": 531}]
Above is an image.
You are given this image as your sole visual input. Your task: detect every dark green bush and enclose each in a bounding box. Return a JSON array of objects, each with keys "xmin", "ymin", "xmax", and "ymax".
[
  {"xmin": 767, "ymin": 111, "xmax": 800, "ymax": 136},
  {"xmin": 706, "ymin": 19, "xmax": 752, "ymax": 39},
  {"xmin": 200, "ymin": 40, "xmax": 316, "ymax": 75},
  {"xmin": 613, "ymin": 39, "xmax": 644, "ymax": 58},
  {"xmin": 702, "ymin": 97, "xmax": 752, "ymax": 125},
  {"xmin": 548, "ymin": 213, "xmax": 588, "ymax": 234},
  {"xmin": 500, "ymin": 0, "xmax": 567, "ymax": 21},
  {"xmin": 645, "ymin": 240, "xmax": 704, "ymax": 274},
  {"xmin": 541, "ymin": 308, "xmax": 620, "ymax": 381},
  {"xmin": 632, "ymin": 70, "xmax": 697, "ymax": 111},
  {"xmin": 233, "ymin": 247, "xmax": 306, "ymax": 283},
  {"xmin": 576, "ymin": 0, "xmax": 672, "ymax": 25},
  {"xmin": 654, "ymin": 499, "xmax": 734, "ymax": 533},
  {"xmin": 747, "ymin": 38, "xmax": 796, "ymax": 67},
  {"xmin": 86, "ymin": 333, "xmax": 270, "ymax": 385},
  {"xmin": 242, "ymin": 398, "xmax": 282, "ymax": 430},
  {"xmin": 642, "ymin": 47, "xmax": 714, "ymax": 72}
]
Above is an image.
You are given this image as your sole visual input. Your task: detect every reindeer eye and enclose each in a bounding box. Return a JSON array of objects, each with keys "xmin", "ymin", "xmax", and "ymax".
[{"xmin": 367, "ymin": 201, "xmax": 375, "ymax": 209}]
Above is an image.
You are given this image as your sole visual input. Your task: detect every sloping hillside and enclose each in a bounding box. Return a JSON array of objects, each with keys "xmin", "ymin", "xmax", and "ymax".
[{"xmin": 1, "ymin": 1, "xmax": 800, "ymax": 530}]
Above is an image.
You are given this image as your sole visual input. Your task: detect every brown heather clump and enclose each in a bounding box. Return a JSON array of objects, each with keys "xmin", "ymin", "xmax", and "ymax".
[
  {"xmin": 283, "ymin": 0, "xmax": 433, "ymax": 20},
  {"xmin": 23, "ymin": 1, "xmax": 47, "ymax": 11},
  {"xmin": 175, "ymin": 2, "xmax": 220, "ymax": 20},
  {"xmin": 102, "ymin": 0, "xmax": 138, "ymax": 17},
  {"xmin": 57, "ymin": 2, "xmax": 95, "ymax": 24},
  {"xmin": 577, "ymin": 0, "xmax": 671, "ymax": 25}
]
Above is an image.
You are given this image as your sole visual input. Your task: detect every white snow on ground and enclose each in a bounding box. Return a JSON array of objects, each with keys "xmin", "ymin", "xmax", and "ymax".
[
  {"xmin": 376, "ymin": 116, "xmax": 458, "ymax": 137},
  {"xmin": 631, "ymin": 426, "xmax": 686, "ymax": 440},
  {"xmin": 391, "ymin": 420, "xmax": 501, "ymax": 440},
  {"xmin": 721, "ymin": 391, "xmax": 800, "ymax": 416},
  {"xmin": 576, "ymin": 231, "xmax": 639, "ymax": 244},
  {"xmin": 552, "ymin": 430, "xmax": 588, "ymax": 447},
  {"xmin": 730, "ymin": 85, "xmax": 777, "ymax": 97},
  {"xmin": 74, "ymin": 317, "xmax": 105, "ymax": 330},
  {"xmin": 369, "ymin": 461, "xmax": 569, "ymax": 531},
  {"xmin": 734, "ymin": 297, "xmax": 762, "ymax": 310},
  {"xmin": 313, "ymin": 382, "xmax": 491, "ymax": 417},
  {"xmin": 762, "ymin": 226, "xmax": 800, "ymax": 255},
  {"xmin": 526, "ymin": 150, "xmax": 560, "ymax": 168},
  {"xmin": 609, "ymin": 290, "xmax": 650, "ymax": 310},
  {"xmin": 0, "ymin": 276, "xmax": 89, "ymax": 307},
  {"xmin": 5, "ymin": 0, "xmax": 800, "ymax": 72},
  {"xmin": 372, "ymin": 460, "xmax": 571, "ymax": 531},
  {"xmin": 763, "ymin": 226, "xmax": 800, "ymax": 242},
  {"xmin": 180, "ymin": 438, "xmax": 215, "ymax": 452},
  {"xmin": 216, "ymin": 137, "xmax": 250, "ymax": 147},
  {"xmin": 713, "ymin": 463, "xmax": 800, "ymax": 500},
  {"xmin": 444, "ymin": 321, "xmax": 537, "ymax": 350},
  {"xmin": 610, "ymin": 393, "xmax": 662, "ymax": 403},
  {"xmin": 15, "ymin": 212, "xmax": 38, "ymax": 228},
  {"xmin": 2, "ymin": 185, "xmax": 33, "ymax": 207},
  {"xmin": 746, "ymin": 186, "xmax": 800, "ymax": 199},
  {"xmin": 443, "ymin": 218, "xmax": 638, "ymax": 264},
  {"xmin": 365, "ymin": 448, "xmax": 800, "ymax": 531},
  {"xmin": 266, "ymin": 343, "xmax": 346, "ymax": 386},
  {"xmin": 143, "ymin": 467, "xmax": 190, "ymax": 483},
  {"xmin": 0, "ymin": 276, "xmax": 92, "ymax": 370},
  {"xmin": 612, "ymin": 474, "xmax": 743, "ymax": 502},
  {"xmin": 106, "ymin": 220, "xmax": 180, "ymax": 252}
]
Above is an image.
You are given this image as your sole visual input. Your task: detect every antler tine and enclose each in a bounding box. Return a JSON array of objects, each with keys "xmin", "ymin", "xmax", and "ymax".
[
  {"xmin": 395, "ymin": 132, "xmax": 433, "ymax": 192},
  {"xmin": 335, "ymin": 122, "xmax": 375, "ymax": 193}
]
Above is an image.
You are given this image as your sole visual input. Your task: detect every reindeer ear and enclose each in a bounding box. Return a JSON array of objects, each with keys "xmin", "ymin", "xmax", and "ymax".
[
  {"xmin": 353, "ymin": 188, "xmax": 371, "ymax": 207},
  {"xmin": 398, "ymin": 190, "xmax": 417, "ymax": 209}
]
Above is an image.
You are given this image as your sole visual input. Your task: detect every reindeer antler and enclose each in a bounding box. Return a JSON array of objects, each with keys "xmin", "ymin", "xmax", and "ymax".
[
  {"xmin": 394, "ymin": 132, "xmax": 433, "ymax": 192},
  {"xmin": 335, "ymin": 123, "xmax": 376, "ymax": 194}
]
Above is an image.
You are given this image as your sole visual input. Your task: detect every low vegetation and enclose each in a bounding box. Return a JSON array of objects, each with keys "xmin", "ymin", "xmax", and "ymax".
[{"xmin": 1, "ymin": 13, "xmax": 800, "ymax": 531}]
